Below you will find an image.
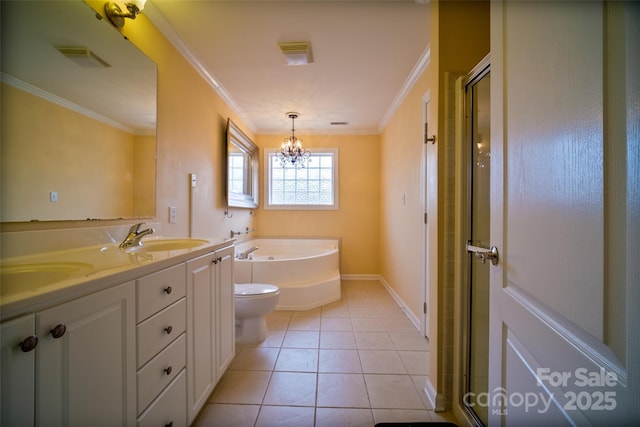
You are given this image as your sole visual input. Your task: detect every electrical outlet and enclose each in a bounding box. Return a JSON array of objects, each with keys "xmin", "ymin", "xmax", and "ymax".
[{"xmin": 169, "ymin": 206, "xmax": 177, "ymax": 224}]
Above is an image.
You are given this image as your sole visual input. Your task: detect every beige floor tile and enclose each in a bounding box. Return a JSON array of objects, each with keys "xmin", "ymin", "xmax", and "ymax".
[
  {"xmin": 410, "ymin": 375, "xmax": 432, "ymax": 409},
  {"xmin": 364, "ymin": 374, "xmax": 427, "ymax": 409},
  {"xmin": 318, "ymin": 349, "xmax": 362, "ymax": 373},
  {"xmin": 205, "ymin": 280, "xmax": 457, "ymax": 425},
  {"xmin": 321, "ymin": 303, "xmax": 351, "ymax": 317},
  {"xmin": 282, "ymin": 330, "xmax": 319, "ymax": 348},
  {"xmin": 230, "ymin": 347, "xmax": 280, "ymax": 371},
  {"xmin": 347, "ymin": 307, "xmax": 379, "ymax": 318},
  {"xmin": 193, "ymin": 403, "xmax": 259, "ymax": 427},
  {"xmin": 291, "ymin": 308, "xmax": 322, "ymax": 318},
  {"xmin": 247, "ymin": 330, "xmax": 285, "ymax": 348},
  {"xmin": 320, "ymin": 317, "xmax": 353, "ymax": 331},
  {"xmin": 209, "ymin": 370, "xmax": 271, "ymax": 404},
  {"xmin": 398, "ymin": 350, "xmax": 429, "ymax": 375},
  {"xmin": 319, "ymin": 331, "xmax": 357, "ymax": 349},
  {"xmin": 389, "ymin": 332, "xmax": 430, "ymax": 351},
  {"xmin": 275, "ymin": 348, "xmax": 318, "ymax": 372},
  {"xmin": 376, "ymin": 307, "xmax": 408, "ymax": 318},
  {"xmin": 315, "ymin": 407, "xmax": 374, "ymax": 427},
  {"xmin": 383, "ymin": 317, "xmax": 419, "ymax": 333},
  {"xmin": 359, "ymin": 350, "xmax": 407, "ymax": 374},
  {"xmin": 255, "ymin": 406, "xmax": 315, "ymax": 427},
  {"xmin": 372, "ymin": 408, "xmax": 432, "ymax": 424},
  {"xmin": 267, "ymin": 316, "xmax": 291, "ymax": 331},
  {"xmin": 351, "ymin": 317, "xmax": 386, "ymax": 332},
  {"xmin": 354, "ymin": 332, "xmax": 395, "ymax": 350},
  {"xmin": 316, "ymin": 373, "xmax": 370, "ymax": 408},
  {"xmin": 263, "ymin": 372, "xmax": 317, "ymax": 406},
  {"xmin": 288, "ymin": 316, "xmax": 321, "ymax": 331}
]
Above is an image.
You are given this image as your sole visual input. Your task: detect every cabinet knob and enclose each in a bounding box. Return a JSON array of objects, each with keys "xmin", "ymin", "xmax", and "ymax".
[
  {"xmin": 164, "ymin": 325, "xmax": 173, "ymax": 335},
  {"xmin": 217, "ymin": 257, "xmax": 223, "ymax": 263},
  {"xmin": 164, "ymin": 366, "xmax": 172, "ymax": 375},
  {"xmin": 50, "ymin": 324, "xmax": 67, "ymax": 339},
  {"xmin": 19, "ymin": 335, "xmax": 39, "ymax": 352},
  {"xmin": 164, "ymin": 286, "xmax": 172, "ymax": 295}
]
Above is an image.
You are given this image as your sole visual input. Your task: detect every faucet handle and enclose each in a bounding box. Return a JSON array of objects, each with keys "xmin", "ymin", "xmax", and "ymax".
[{"xmin": 128, "ymin": 223, "xmax": 144, "ymax": 233}]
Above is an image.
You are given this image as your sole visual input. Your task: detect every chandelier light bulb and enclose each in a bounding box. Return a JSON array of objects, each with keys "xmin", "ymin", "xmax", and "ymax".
[{"xmin": 276, "ymin": 112, "xmax": 310, "ymax": 168}]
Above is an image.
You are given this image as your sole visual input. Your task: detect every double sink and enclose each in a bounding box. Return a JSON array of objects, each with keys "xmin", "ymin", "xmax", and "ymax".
[{"xmin": 0, "ymin": 238, "xmax": 209, "ymax": 299}]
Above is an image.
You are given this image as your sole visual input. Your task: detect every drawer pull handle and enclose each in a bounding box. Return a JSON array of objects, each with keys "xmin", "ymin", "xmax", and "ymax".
[
  {"xmin": 165, "ymin": 422, "xmax": 173, "ymax": 427},
  {"xmin": 164, "ymin": 325, "xmax": 173, "ymax": 334},
  {"xmin": 19, "ymin": 335, "xmax": 39, "ymax": 352},
  {"xmin": 164, "ymin": 286, "xmax": 172, "ymax": 295},
  {"xmin": 164, "ymin": 366, "xmax": 172, "ymax": 375},
  {"xmin": 50, "ymin": 324, "xmax": 67, "ymax": 339}
]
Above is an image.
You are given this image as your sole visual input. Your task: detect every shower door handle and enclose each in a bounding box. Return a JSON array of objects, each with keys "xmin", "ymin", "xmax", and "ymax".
[{"xmin": 466, "ymin": 241, "xmax": 499, "ymax": 266}]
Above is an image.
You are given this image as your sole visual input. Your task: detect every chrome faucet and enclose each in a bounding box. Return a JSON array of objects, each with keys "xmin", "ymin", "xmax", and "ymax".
[
  {"xmin": 236, "ymin": 246, "xmax": 258, "ymax": 259},
  {"xmin": 120, "ymin": 223, "xmax": 154, "ymax": 249}
]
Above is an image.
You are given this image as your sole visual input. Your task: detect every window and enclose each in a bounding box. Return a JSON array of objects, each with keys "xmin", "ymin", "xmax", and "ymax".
[{"xmin": 264, "ymin": 148, "xmax": 339, "ymax": 210}]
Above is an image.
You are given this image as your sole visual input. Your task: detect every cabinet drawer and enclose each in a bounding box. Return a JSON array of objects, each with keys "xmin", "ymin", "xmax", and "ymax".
[
  {"xmin": 137, "ymin": 298, "xmax": 186, "ymax": 367},
  {"xmin": 137, "ymin": 264, "xmax": 186, "ymax": 322},
  {"xmin": 137, "ymin": 369, "xmax": 187, "ymax": 427},
  {"xmin": 138, "ymin": 333, "xmax": 186, "ymax": 414}
]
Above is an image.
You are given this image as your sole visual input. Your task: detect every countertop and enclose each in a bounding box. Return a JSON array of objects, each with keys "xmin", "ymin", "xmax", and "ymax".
[{"xmin": 0, "ymin": 237, "xmax": 235, "ymax": 321}]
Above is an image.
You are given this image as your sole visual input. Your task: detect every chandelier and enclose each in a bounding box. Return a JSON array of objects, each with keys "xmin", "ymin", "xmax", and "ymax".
[{"xmin": 276, "ymin": 112, "xmax": 310, "ymax": 168}]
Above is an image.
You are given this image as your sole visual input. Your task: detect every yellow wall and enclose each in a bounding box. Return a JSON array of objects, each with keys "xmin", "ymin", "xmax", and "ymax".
[
  {"xmin": 254, "ymin": 134, "xmax": 380, "ymax": 275},
  {"xmin": 1, "ymin": 83, "xmax": 137, "ymax": 221}
]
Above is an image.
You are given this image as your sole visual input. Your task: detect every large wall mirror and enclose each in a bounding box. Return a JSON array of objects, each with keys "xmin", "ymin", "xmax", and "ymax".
[
  {"xmin": 226, "ymin": 119, "xmax": 258, "ymax": 209},
  {"xmin": 1, "ymin": 0, "xmax": 157, "ymax": 222}
]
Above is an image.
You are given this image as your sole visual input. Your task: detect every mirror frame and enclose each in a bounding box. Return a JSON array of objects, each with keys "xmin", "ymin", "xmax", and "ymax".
[{"xmin": 226, "ymin": 118, "xmax": 259, "ymax": 209}]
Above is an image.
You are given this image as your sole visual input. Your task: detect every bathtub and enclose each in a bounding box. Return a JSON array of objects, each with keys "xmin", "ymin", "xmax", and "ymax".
[{"xmin": 234, "ymin": 238, "xmax": 341, "ymax": 311}]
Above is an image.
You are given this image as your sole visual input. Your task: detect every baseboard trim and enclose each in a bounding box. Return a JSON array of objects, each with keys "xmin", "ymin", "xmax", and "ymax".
[{"xmin": 425, "ymin": 377, "xmax": 447, "ymax": 412}]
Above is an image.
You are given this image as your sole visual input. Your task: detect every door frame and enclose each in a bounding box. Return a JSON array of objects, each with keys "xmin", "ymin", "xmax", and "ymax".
[{"xmin": 421, "ymin": 89, "xmax": 432, "ymax": 339}]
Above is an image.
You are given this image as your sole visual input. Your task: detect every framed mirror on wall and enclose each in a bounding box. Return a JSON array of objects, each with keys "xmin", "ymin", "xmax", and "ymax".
[
  {"xmin": 226, "ymin": 119, "xmax": 258, "ymax": 209},
  {"xmin": 1, "ymin": 0, "xmax": 157, "ymax": 223}
]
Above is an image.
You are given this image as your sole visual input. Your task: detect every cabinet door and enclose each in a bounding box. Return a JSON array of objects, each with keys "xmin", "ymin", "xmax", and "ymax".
[
  {"xmin": 1, "ymin": 314, "xmax": 36, "ymax": 426},
  {"xmin": 36, "ymin": 281, "xmax": 136, "ymax": 427},
  {"xmin": 186, "ymin": 252, "xmax": 216, "ymax": 424},
  {"xmin": 215, "ymin": 246, "xmax": 235, "ymax": 379}
]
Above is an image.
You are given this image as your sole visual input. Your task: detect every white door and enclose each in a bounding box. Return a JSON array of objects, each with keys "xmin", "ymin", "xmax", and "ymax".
[{"xmin": 488, "ymin": 1, "xmax": 638, "ymax": 425}]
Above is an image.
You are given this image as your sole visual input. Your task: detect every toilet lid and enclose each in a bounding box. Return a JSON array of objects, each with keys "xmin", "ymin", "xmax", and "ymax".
[{"xmin": 235, "ymin": 283, "xmax": 279, "ymax": 296}]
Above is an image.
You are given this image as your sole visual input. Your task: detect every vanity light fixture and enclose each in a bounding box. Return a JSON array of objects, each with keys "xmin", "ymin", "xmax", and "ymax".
[
  {"xmin": 276, "ymin": 112, "xmax": 310, "ymax": 168},
  {"xmin": 104, "ymin": 0, "xmax": 146, "ymax": 28}
]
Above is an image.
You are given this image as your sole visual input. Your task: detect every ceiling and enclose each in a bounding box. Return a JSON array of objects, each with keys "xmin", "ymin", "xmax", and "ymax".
[{"xmin": 145, "ymin": 0, "xmax": 430, "ymax": 134}]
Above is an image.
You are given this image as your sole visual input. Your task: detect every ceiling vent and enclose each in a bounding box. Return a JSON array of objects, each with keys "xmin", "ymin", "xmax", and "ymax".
[
  {"xmin": 56, "ymin": 46, "xmax": 111, "ymax": 68},
  {"xmin": 278, "ymin": 41, "xmax": 313, "ymax": 66},
  {"xmin": 331, "ymin": 121, "xmax": 349, "ymax": 126}
]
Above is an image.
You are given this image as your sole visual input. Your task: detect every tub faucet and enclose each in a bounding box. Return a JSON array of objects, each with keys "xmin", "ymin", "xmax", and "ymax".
[
  {"xmin": 120, "ymin": 223, "xmax": 154, "ymax": 249},
  {"xmin": 237, "ymin": 246, "xmax": 259, "ymax": 259}
]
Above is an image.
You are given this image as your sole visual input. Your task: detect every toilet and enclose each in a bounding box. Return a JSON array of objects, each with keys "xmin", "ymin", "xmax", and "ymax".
[{"xmin": 234, "ymin": 283, "xmax": 280, "ymax": 344}]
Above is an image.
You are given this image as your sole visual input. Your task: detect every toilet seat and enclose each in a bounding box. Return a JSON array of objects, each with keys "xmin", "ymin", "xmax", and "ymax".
[{"xmin": 234, "ymin": 283, "xmax": 279, "ymax": 297}]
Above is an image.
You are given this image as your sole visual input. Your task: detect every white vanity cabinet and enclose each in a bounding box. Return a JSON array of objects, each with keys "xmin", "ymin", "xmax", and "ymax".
[
  {"xmin": 36, "ymin": 281, "xmax": 137, "ymax": 426},
  {"xmin": 1, "ymin": 314, "xmax": 36, "ymax": 426},
  {"xmin": 135, "ymin": 263, "xmax": 187, "ymax": 427},
  {"xmin": 0, "ymin": 239, "xmax": 235, "ymax": 426},
  {"xmin": 185, "ymin": 245, "xmax": 234, "ymax": 424}
]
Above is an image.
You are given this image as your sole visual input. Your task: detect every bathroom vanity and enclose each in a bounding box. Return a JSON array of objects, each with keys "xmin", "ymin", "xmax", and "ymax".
[{"xmin": 0, "ymin": 237, "xmax": 235, "ymax": 426}]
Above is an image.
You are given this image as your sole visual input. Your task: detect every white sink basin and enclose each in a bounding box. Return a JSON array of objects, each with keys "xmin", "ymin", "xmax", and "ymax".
[
  {"xmin": 0, "ymin": 262, "xmax": 94, "ymax": 296},
  {"xmin": 126, "ymin": 238, "xmax": 209, "ymax": 253}
]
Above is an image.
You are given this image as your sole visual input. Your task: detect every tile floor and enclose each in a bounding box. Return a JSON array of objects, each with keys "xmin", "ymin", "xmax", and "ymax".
[{"xmin": 193, "ymin": 280, "xmax": 457, "ymax": 427}]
